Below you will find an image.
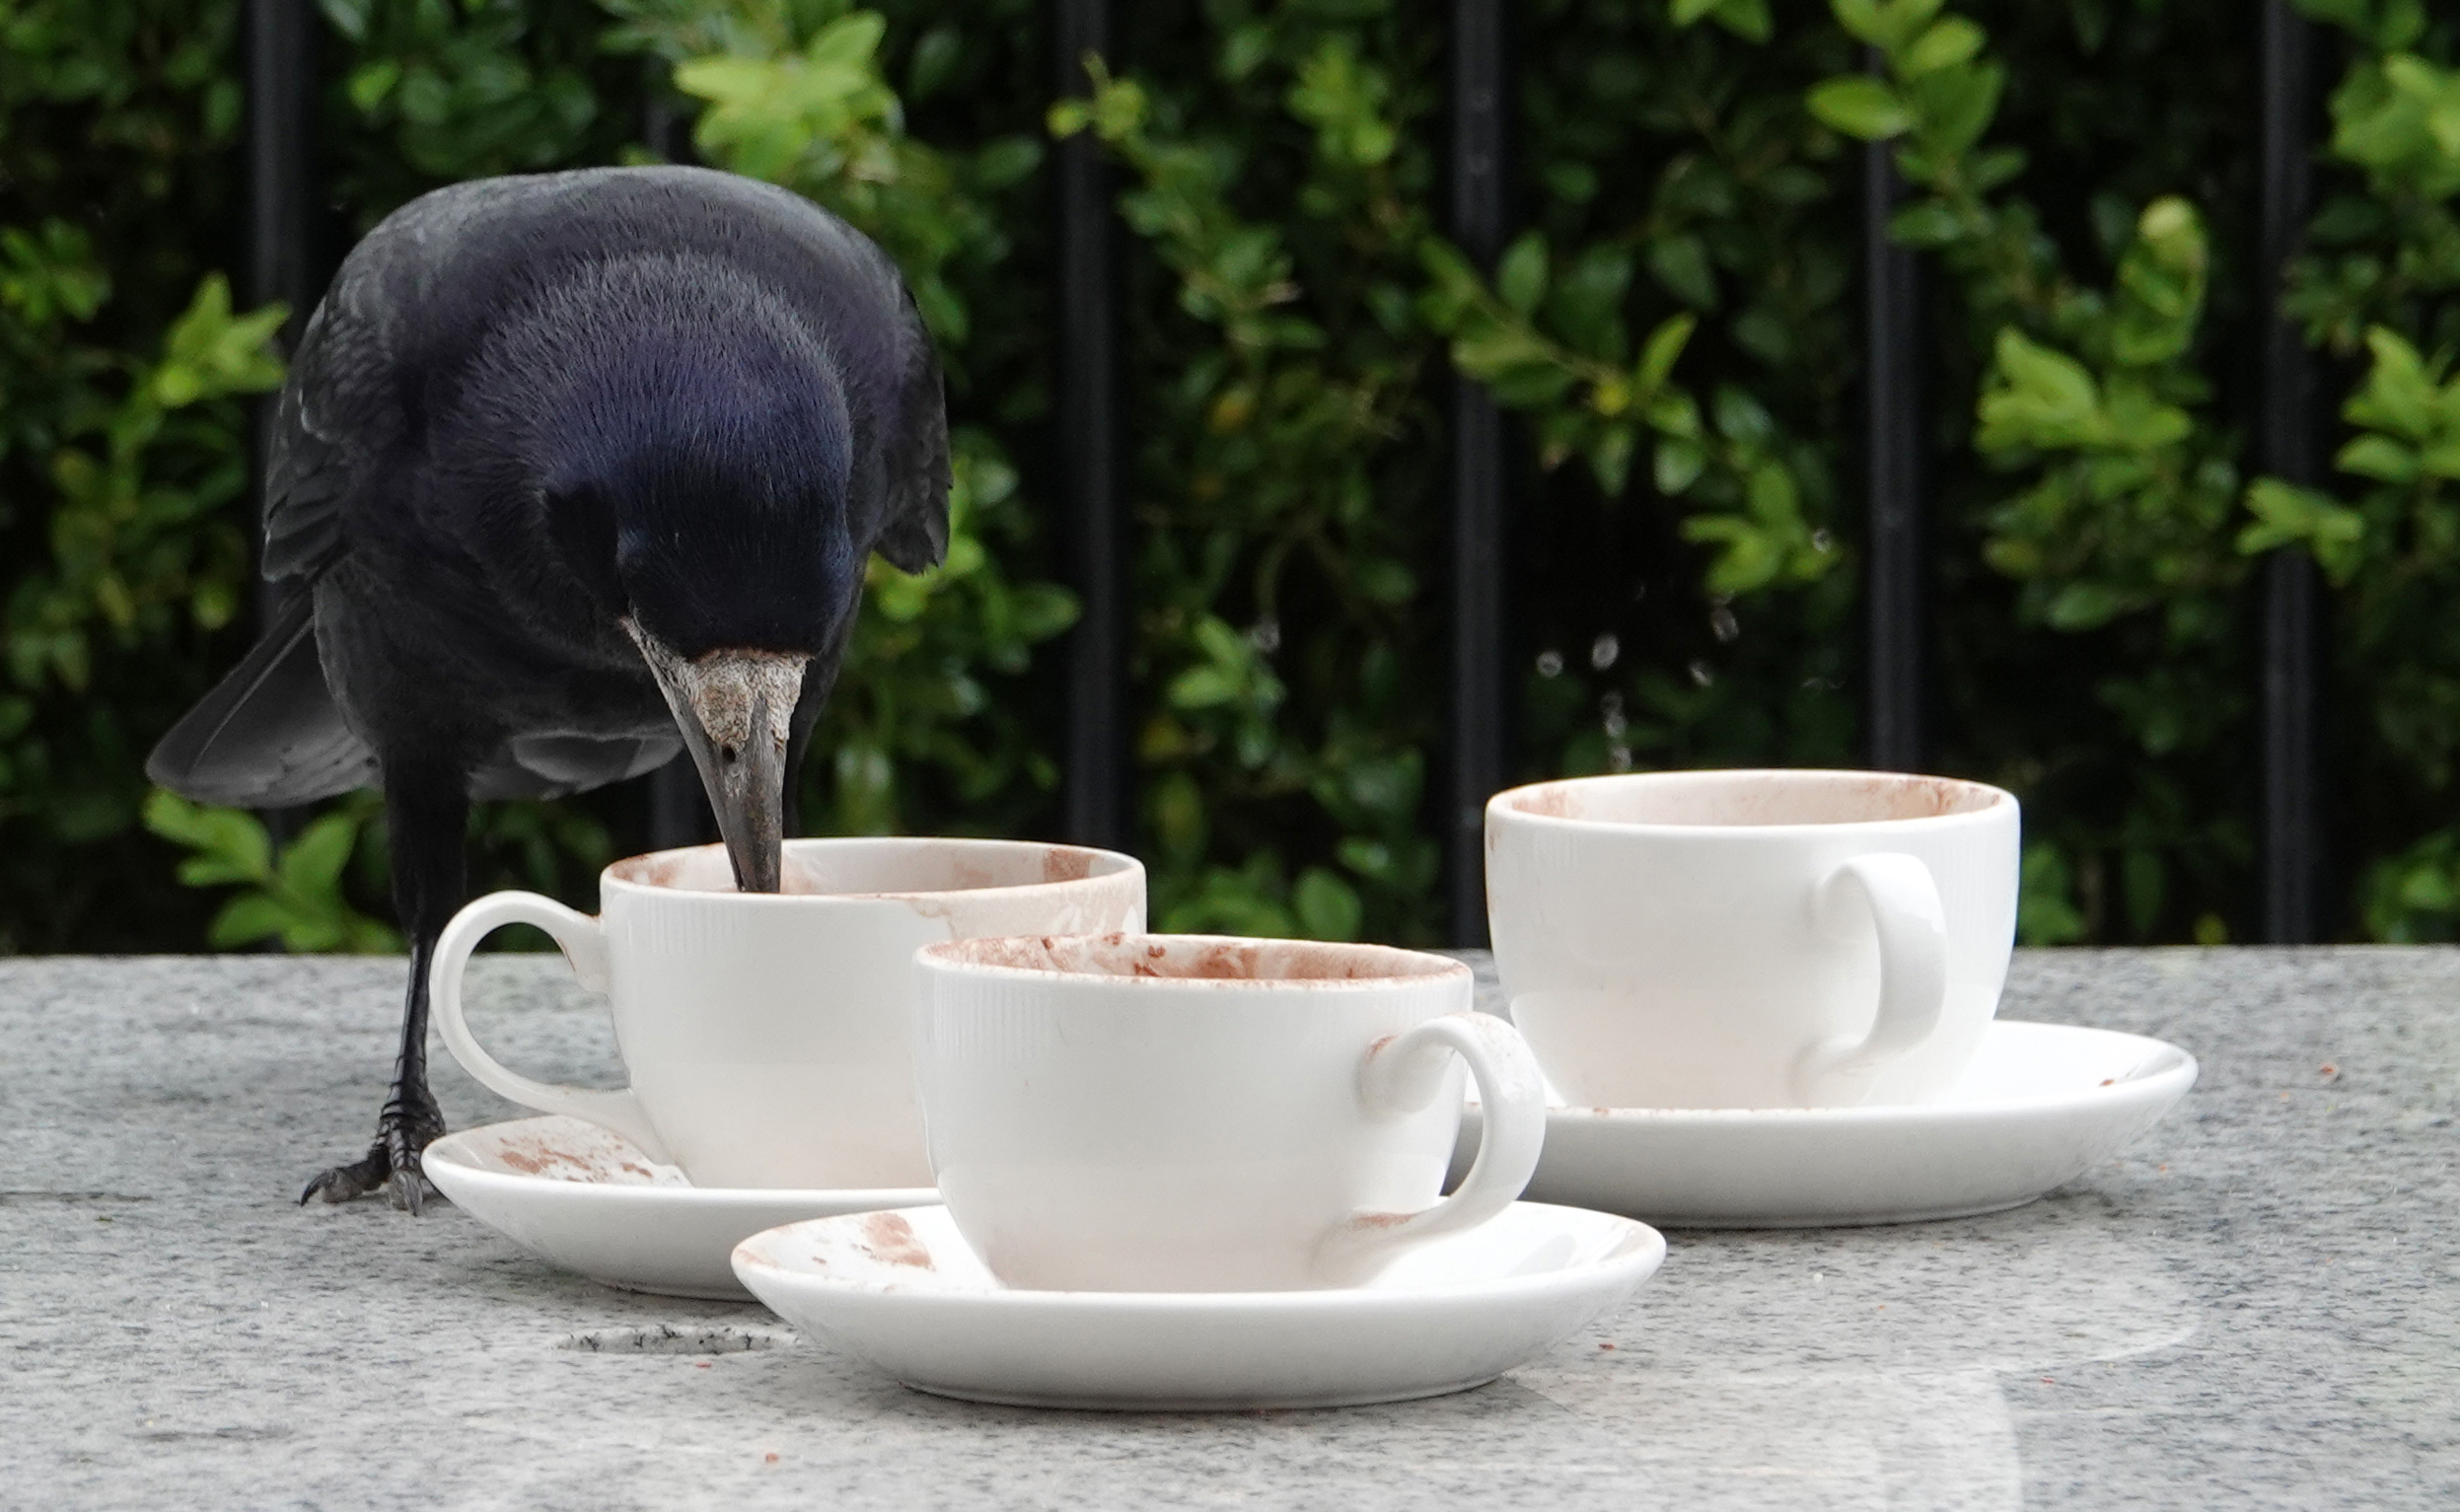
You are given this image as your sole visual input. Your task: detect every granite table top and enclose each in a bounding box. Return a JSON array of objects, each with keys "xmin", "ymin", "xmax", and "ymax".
[{"xmin": 1, "ymin": 948, "xmax": 2453, "ymax": 1510}]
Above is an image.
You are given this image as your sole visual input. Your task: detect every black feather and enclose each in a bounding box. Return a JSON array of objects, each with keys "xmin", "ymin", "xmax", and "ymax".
[{"xmin": 145, "ymin": 591, "xmax": 377, "ymax": 807}]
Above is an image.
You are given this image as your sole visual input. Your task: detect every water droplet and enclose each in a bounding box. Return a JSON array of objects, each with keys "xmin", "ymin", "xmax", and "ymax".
[
  {"xmin": 1688, "ymin": 660, "xmax": 1714, "ymax": 687},
  {"xmin": 1589, "ymin": 633, "xmax": 1620, "ymax": 671},
  {"xmin": 1536, "ymin": 650, "xmax": 1564, "ymax": 678},
  {"xmin": 1249, "ymin": 616, "xmax": 1280, "ymax": 655},
  {"xmin": 1709, "ymin": 605, "xmax": 1739, "ymax": 643},
  {"xmin": 1811, "ymin": 529, "xmax": 1834, "ymax": 553}
]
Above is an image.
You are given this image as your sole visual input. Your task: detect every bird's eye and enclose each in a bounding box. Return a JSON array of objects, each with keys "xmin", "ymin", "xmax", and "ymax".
[{"xmin": 720, "ymin": 744, "xmax": 738, "ymax": 764}]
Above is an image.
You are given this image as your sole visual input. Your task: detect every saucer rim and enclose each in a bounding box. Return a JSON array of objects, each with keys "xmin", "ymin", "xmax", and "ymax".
[
  {"xmin": 1479, "ymin": 1019, "xmax": 2196, "ymax": 1123},
  {"xmin": 732, "ymin": 1200, "xmax": 1668, "ymax": 1311},
  {"xmin": 420, "ymin": 1116, "xmax": 939, "ymax": 1208}
]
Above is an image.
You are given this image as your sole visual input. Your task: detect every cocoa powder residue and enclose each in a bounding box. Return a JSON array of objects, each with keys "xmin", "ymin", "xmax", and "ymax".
[{"xmin": 861, "ymin": 1212, "xmax": 933, "ymax": 1269}]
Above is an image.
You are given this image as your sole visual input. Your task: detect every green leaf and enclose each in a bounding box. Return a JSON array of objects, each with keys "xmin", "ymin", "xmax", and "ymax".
[
  {"xmin": 1705, "ymin": 0, "xmax": 1773, "ymax": 43},
  {"xmin": 143, "ymin": 790, "xmax": 271, "ymax": 880},
  {"xmin": 1977, "ymin": 328, "xmax": 2102, "ymax": 451},
  {"xmin": 1901, "ymin": 18, "xmax": 1986, "ymax": 76},
  {"xmin": 2338, "ymin": 434, "xmax": 2419, "ymax": 482},
  {"xmin": 1292, "ymin": 867, "xmax": 1363, "ymax": 942},
  {"xmin": 1805, "ymin": 77, "xmax": 1913, "ymax": 140},
  {"xmin": 207, "ymin": 894, "xmax": 291, "ymax": 950},
  {"xmin": 1587, "ymin": 426, "xmax": 1637, "ymax": 496},
  {"xmin": 2017, "ymin": 843, "xmax": 2089, "ymax": 946},
  {"xmin": 807, "ymin": 12, "xmax": 888, "ymax": 70},
  {"xmin": 1645, "ymin": 233, "xmax": 1717, "ymax": 310},
  {"xmin": 2043, "ymin": 580, "xmax": 2132, "ymax": 631},
  {"xmin": 278, "ymin": 813, "xmax": 361, "ymax": 900},
  {"xmin": 1713, "ymin": 386, "xmax": 1775, "ymax": 446},
  {"xmin": 348, "ymin": 60, "xmax": 401, "ymax": 114},
  {"xmin": 1917, "ymin": 60, "xmax": 2005, "ymax": 155},
  {"xmin": 2346, "ymin": 326, "xmax": 2441, "ymax": 439},
  {"xmin": 1496, "ymin": 231, "xmax": 1549, "ymax": 317},
  {"xmin": 1831, "ymin": 0, "xmax": 1888, "ymax": 45},
  {"xmin": 2240, "ymin": 478, "xmax": 2369, "ymax": 584},
  {"xmin": 1887, "ymin": 199, "xmax": 1963, "ymax": 249},
  {"xmin": 1654, "ymin": 438, "xmax": 1707, "ymax": 494},
  {"xmin": 1634, "ymin": 314, "xmax": 1696, "ymax": 393},
  {"xmin": 1167, "ymin": 666, "xmax": 1241, "ymax": 709}
]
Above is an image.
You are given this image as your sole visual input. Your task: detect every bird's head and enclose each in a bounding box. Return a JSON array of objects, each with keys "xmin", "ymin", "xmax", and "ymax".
[{"xmin": 529, "ymin": 273, "xmax": 863, "ymax": 893}]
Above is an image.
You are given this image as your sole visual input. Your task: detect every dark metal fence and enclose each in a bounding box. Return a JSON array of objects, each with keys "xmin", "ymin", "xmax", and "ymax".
[{"xmin": 244, "ymin": 3, "xmax": 2330, "ymax": 944}]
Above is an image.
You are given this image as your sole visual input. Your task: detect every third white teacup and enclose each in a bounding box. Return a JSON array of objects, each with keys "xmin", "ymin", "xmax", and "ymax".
[
  {"xmin": 432, "ymin": 836, "xmax": 1144, "ymax": 1189},
  {"xmin": 911, "ymin": 934, "xmax": 1548, "ymax": 1292},
  {"xmin": 1485, "ymin": 769, "xmax": 2019, "ymax": 1110}
]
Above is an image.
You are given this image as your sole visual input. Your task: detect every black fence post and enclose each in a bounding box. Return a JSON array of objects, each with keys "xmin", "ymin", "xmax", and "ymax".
[
  {"xmin": 1862, "ymin": 53, "xmax": 1924, "ymax": 774},
  {"xmin": 1447, "ymin": 0, "xmax": 1508, "ymax": 947},
  {"xmin": 1055, "ymin": 0, "xmax": 1130, "ymax": 853},
  {"xmin": 2259, "ymin": 0, "xmax": 2322, "ymax": 942},
  {"xmin": 242, "ymin": 0, "xmax": 319, "ymax": 852},
  {"xmin": 243, "ymin": 0, "xmax": 317, "ymax": 578}
]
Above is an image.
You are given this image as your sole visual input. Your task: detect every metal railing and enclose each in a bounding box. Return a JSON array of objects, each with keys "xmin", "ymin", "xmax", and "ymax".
[{"xmin": 243, "ymin": 0, "xmax": 2331, "ymax": 945}]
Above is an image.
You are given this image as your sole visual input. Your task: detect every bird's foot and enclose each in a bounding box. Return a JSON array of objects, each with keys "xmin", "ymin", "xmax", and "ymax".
[{"xmin": 299, "ymin": 1088, "xmax": 448, "ymax": 1212}]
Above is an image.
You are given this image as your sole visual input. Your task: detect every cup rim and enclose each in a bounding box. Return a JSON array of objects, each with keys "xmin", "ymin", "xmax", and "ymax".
[
  {"xmin": 601, "ymin": 835, "xmax": 1143, "ymax": 904},
  {"xmin": 1486, "ymin": 767, "xmax": 2015, "ymax": 836},
  {"xmin": 917, "ymin": 931, "xmax": 1474, "ymax": 991}
]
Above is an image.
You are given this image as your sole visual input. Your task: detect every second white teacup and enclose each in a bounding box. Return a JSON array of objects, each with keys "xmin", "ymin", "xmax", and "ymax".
[
  {"xmin": 912, "ymin": 934, "xmax": 1548, "ymax": 1292},
  {"xmin": 1486, "ymin": 768, "xmax": 2019, "ymax": 1110},
  {"xmin": 432, "ymin": 836, "xmax": 1144, "ymax": 1189}
]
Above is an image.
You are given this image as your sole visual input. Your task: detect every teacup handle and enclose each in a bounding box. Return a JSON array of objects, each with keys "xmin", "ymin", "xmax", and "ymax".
[
  {"xmin": 1315, "ymin": 1012, "xmax": 1548, "ymax": 1284},
  {"xmin": 1795, "ymin": 852, "xmax": 1948, "ymax": 1103},
  {"xmin": 429, "ymin": 891, "xmax": 673, "ymax": 1165}
]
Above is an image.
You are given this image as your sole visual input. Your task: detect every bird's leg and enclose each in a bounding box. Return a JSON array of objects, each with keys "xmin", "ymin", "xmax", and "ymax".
[{"xmin": 301, "ymin": 764, "xmax": 468, "ymax": 1210}]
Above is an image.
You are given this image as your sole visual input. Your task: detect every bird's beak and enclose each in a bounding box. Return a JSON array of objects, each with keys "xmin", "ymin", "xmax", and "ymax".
[{"xmin": 623, "ymin": 619, "xmax": 808, "ymax": 894}]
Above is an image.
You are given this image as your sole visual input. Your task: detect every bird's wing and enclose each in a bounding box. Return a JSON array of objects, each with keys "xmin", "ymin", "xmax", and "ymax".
[
  {"xmin": 145, "ymin": 590, "xmax": 380, "ymax": 806},
  {"xmin": 149, "ymin": 200, "xmax": 417, "ymax": 803},
  {"xmin": 869, "ymin": 289, "xmax": 952, "ymax": 574},
  {"xmin": 259, "ymin": 234, "xmax": 402, "ymax": 583}
]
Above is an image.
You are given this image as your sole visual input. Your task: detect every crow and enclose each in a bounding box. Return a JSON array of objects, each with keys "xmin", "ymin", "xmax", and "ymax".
[{"xmin": 146, "ymin": 166, "xmax": 950, "ymax": 1209}]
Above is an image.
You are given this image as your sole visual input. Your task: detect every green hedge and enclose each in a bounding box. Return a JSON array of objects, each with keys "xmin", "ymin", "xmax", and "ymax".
[{"xmin": 2, "ymin": 0, "xmax": 2455, "ymax": 953}]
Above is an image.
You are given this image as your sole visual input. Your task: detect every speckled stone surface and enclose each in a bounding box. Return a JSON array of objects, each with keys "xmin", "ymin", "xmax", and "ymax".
[{"xmin": 2, "ymin": 948, "xmax": 2454, "ymax": 1509}]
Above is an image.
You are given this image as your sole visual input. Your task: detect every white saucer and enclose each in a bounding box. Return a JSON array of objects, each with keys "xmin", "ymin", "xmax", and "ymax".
[
  {"xmin": 1454, "ymin": 1019, "xmax": 2197, "ymax": 1228},
  {"xmin": 422, "ymin": 1116, "xmax": 938, "ymax": 1300},
  {"xmin": 733, "ymin": 1201, "xmax": 1666, "ymax": 1410}
]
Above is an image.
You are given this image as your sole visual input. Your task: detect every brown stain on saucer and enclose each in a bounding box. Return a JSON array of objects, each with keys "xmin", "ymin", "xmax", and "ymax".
[
  {"xmin": 497, "ymin": 1146, "xmax": 549, "ymax": 1176},
  {"xmin": 860, "ymin": 1211, "xmax": 933, "ymax": 1268}
]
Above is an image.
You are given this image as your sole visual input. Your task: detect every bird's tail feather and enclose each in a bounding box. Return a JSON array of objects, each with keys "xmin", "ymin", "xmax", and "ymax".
[{"xmin": 146, "ymin": 592, "xmax": 380, "ymax": 807}]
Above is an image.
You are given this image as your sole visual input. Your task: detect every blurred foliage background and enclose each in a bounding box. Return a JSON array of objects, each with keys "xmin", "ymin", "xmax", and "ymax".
[{"xmin": 1, "ymin": 0, "xmax": 2456, "ymax": 954}]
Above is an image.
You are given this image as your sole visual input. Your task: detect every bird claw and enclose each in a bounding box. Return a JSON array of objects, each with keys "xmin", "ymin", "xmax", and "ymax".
[
  {"xmin": 299, "ymin": 1088, "xmax": 447, "ymax": 1211},
  {"xmin": 299, "ymin": 1146, "xmax": 390, "ymax": 1205}
]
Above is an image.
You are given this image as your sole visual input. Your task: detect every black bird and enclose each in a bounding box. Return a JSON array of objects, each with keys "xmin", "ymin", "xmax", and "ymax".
[{"xmin": 147, "ymin": 167, "xmax": 949, "ymax": 1209}]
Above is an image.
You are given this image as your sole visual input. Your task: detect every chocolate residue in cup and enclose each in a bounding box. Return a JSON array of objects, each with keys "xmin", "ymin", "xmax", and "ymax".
[
  {"xmin": 932, "ymin": 933, "xmax": 1462, "ymax": 983},
  {"xmin": 1509, "ymin": 784, "xmax": 1581, "ymax": 819},
  {"xmin": 1888, "ymin": 774, "xmax": 1986, "ymax": 818},
  {"xmin": 609, "ymin": 852, "xmax": 693, "ymax": 889},
  {"xmin": 1041, "ymin": 846, "xmax": 1097, "ymax": 883}
]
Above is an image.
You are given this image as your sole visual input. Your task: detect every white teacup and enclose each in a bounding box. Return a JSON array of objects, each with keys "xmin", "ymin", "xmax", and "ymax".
[
  {"xmin": 911, "ymin": 933, "xmax": 1548, "ymax": 1292},
  {"xmin": 1485, "ymin": 769, "xmax": 2019, "ymax": 1110},
  {"xmin": 431, "ymin": 837, "xmax": 1144, "ymax": 1189}
]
